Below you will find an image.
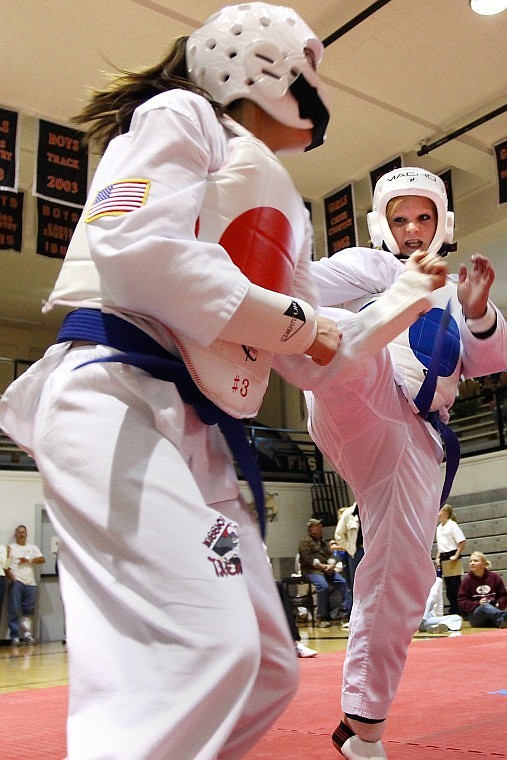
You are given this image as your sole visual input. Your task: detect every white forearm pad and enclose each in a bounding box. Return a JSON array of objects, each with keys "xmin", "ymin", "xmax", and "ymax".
[
  {"xmin": 274, "ymin": 269, "xmax": 434, "ymax": 390},
  {"xmin": 217, "ymin": 283, "xmax": 317, "ymax": 355},
  {"xmin": 341, "ymin": 269, "xmax": 433, "ymax": 359}
]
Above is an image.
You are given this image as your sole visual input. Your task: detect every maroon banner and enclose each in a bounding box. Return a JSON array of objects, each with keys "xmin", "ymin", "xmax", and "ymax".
[
  {"xmin": 494, "ymin": 140, "xmax": 507, "ymax": 205},
  {"xmin": 369, "ymin": 156, "xmax": 402, "ymax": 195},
  {"xmin": 36, "ymin": 197, "xmax": 80, "ymax": 259},
  {"xmin": 36, "ymin": 119, "xmax": 88, "ymax": 207},
  {"xmin": 0, "ymin": 108, "xmax": 19, "ymax": 192},
  {"xmin": 0, "ymin": 190, "xmax": 23, "ymax": 251},
  {"xmin": 324, "ymin": 184, "xmax": 357, "ymax": 255}
]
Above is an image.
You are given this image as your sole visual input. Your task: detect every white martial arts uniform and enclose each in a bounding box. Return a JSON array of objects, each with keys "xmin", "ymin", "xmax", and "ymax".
[
  {"xmin": 274, "ymin": 245, "xmax": 507, "ymax": 723},
  {"xmin": 0, "ymin": 91, "xmax": 324, "ymax": 760}
]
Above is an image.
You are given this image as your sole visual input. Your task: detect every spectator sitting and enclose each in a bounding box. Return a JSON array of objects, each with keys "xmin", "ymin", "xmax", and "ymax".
[
  {"xmin": 298, "ymin": 518, "xmax": 352, "ymax": 628},
  {"xmin": 458, "ymin": 552, "xmax": 507, "ymax": 628},
  {"xmin": 419, "ymin": 573, "xmax": 462, "ymax": 633}
]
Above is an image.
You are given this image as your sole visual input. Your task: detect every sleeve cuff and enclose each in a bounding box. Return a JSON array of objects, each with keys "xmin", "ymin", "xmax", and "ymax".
[{"xmin": 465, "ymin": 303, "xmax": 496, "ymax": 335}]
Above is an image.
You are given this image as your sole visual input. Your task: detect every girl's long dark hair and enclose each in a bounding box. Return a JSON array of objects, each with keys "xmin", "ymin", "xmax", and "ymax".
[{"xmin": 71, "ymin": 36, "xmax": 221, "ymax": 153}]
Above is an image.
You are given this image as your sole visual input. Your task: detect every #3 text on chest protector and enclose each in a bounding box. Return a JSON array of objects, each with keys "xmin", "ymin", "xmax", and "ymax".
[{"xmin": 169, "ymin": 124, "xmax": 310, "ymax": 417}]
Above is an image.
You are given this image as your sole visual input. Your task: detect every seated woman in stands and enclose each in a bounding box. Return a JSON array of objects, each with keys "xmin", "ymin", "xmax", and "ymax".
[{"xmin": 458, "ymin": 551, "xmax": 507, "ymax": 628}]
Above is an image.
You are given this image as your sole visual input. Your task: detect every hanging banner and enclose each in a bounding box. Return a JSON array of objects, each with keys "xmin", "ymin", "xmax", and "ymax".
[
  {"xmin": 369, "ymin": 156, "xmax": 402, "ymax": 195},
  {"xmin": 494, "ymin": 139, "xmax": 507, "ymax": 205},
  {"xmin": 324, "ymin": 183, "xmax": 357, "ymax": 255},
  {"xmin": 0, "ymin": 190, "xmax": 23, "ymax": 251},
  {"xmin": 0, "ymin": 107, "xmax": 19, "ymax": 192},
  {"xmin": 36, "ymin": 197, "xmax": 80, "ymax": 259},
  {"xmin": 35, "ymin": 119, "xmax": 88, "ymax": 207},
  {"xmin": 438, "ymin": 168, "xmax": 454, "ymax": 212}
]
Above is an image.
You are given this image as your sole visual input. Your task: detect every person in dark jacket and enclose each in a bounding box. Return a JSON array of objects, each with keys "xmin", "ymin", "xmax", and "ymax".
[{"xmin": 299, "ymin": 518, "xmax": 352, "ymax": 628}]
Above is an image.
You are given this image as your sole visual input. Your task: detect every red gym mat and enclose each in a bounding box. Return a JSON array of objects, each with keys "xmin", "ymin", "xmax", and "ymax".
[
  {"xmin": 0, "ymin": 631, "xmax": 505, "ymax": 759},
  {"xmin": 244, "ymin": 630, "xmax": 507, "ymax": 759}
]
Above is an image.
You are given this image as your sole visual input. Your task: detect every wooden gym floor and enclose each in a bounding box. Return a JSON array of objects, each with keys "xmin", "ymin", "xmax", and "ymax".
[{"xmin": 0, "ymin": 620, "xmax": 482, "ymax": 696}]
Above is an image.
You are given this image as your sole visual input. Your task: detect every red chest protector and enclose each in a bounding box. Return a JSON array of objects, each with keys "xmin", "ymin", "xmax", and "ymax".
[{"xmin": 171, "ymin": 124, "xmax": 308, "ymax": 417}]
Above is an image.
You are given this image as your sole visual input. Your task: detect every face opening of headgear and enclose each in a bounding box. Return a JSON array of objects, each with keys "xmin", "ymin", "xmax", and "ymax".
[
  {"xmin": 367, "ymin": 167, "xmax": 456, "ymax": 256},
  {"xmin": 185, "ymin": 2, "xmax": 330, "ymax": 151}
]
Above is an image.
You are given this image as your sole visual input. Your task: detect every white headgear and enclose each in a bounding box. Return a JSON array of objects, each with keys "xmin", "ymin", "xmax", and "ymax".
[
  {"xmin": 186, "ymin": 2, "xmax": 330, "ymax": 151},
  {"xmin": 367, "ymin": 167, "xmax": 455, "ymax": 255}
]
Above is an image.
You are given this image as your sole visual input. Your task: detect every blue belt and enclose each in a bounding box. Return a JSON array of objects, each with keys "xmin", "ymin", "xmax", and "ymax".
[
  {"xmin": 57, "ymin": 308, "xmax": 266, "ymax": 537},
  {"xmin": 413, "ymin": 300, "xmax": 460, "ymax": 506}
]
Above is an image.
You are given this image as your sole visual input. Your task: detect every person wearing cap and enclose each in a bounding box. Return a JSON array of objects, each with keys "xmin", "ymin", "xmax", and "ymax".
[
  {"xmin": 298, "ymin": 518, "xmax": 352, "ymax": 628},
  {"xmin": 274, "ymin": 167, "xmax": 507, "ymax": 758}
]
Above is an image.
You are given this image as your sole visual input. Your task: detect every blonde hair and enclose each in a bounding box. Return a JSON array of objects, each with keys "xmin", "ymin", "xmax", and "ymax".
[
  {"xmin": 71, "ymin": 37, "xmax": 221, "ymax": 153},
  {"xmin": 470, "ymin": 551, "xmax": 491, "ymax": 568},
  {"xmin": 440, "ymin": 503, "xmax": 458, "ymax": 521}
]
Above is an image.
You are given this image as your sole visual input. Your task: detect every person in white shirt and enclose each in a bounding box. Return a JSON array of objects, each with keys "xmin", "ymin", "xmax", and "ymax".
[
  {"xmin": 334, "ymin": 502, "xmax": 364, "ymax": 599},
  {"xmin": 6, "ymin": 525, "xmax": 45, "ymax": 645},
  {"xmin": 435, "ymin": 503, "xmax": 467, "ymax": 614},
  {"xmin": 0, "ymin": 534, "xmax": 7, "ymax": 626}
]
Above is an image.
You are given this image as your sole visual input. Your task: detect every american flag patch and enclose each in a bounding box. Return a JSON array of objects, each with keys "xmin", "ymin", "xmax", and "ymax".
[{"xmin": 85, "ymin": 178, "xmax": 150, "ymax": 222}]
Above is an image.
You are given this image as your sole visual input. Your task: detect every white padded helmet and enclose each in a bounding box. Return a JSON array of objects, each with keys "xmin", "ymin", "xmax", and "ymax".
[
  {"xmin": 186, "ymin": 2, "xmax": 330, "ymax": 151},
  {"xmin": 367, "ymin": 167, "xmax": 455, "ymax": 256}
]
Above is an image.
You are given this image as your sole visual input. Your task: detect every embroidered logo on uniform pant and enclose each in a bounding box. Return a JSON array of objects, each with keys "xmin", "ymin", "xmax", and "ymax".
[{"xmin": 203, "ymin": 516, "xmax": 243, "ymax": 577}]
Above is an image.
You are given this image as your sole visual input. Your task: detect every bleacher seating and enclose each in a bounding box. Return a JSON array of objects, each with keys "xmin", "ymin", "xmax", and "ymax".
[
  {"xmin": 311, "ymin": 470, "xmax": 352, "ymax": 526},
  {"xmin": 449, "ymin": 398, "xmax": 503, "ymax": 454},
  {"xmin": 0, "ymin": 431, "xmax": 36, "ymax": 469}
]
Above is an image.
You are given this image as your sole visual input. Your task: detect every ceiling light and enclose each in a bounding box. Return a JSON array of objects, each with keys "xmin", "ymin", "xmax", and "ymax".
[{"xmin": 470, "ymin": 0, "xmax": 507, "ymax": 15}]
